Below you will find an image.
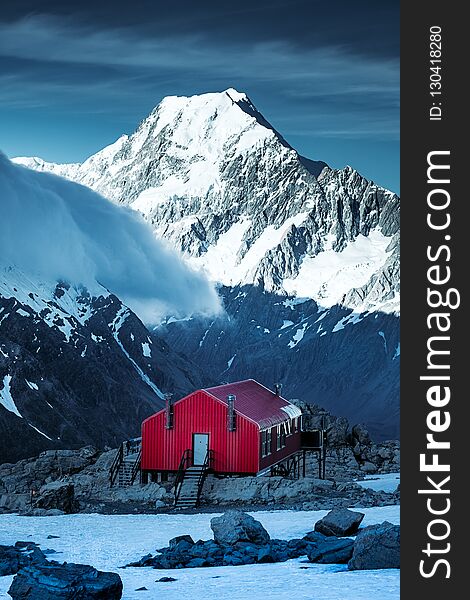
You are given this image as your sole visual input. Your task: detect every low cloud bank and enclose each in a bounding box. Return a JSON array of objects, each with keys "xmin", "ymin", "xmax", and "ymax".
[{"xmin": 0, "ymin": 152, "xmax": 221, "ymax": 323}]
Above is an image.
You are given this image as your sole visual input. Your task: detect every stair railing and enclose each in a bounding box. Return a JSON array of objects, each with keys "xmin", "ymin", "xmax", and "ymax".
[
  {"xmin": 195, "ymin": 449, "xmax": 214, "ymax": 507},
  {"xmin": 174, "ymin": 449, "xmax": 192, "ymax": 506},
  {"xmin": 109, "ymin": 443, "xmax": 124, "ymax": 487},
  {"xmin": 129, "ymin": 448, "xmax": 142, "ymax": 485}
]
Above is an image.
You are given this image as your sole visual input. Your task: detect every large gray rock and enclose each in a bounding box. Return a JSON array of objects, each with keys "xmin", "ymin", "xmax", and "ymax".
[
  {"xmin": 360, "ymin": 461, "xmax": 377, "ymax": 474},
  {"xmin": 0, "ymin": 493, "xmax": 29, "ymax": 513},
  {"xmin": 348, "ymin": 521, "xmax": 400, "ymax": 570},
  {"xmin": 352, "ymin": 424, "xmax": 372, "ymax": 446},
  {"xmin": 0, "ymin": 447, "xmax": 100, "ymax": 495},
  {"xmin": 210, "ymin": 510, "xmax": 270, "ymax": 546},
  {"xmin": 314, "ymin": 508, "xmax": 365, "ymax": 537},
  {"xmin": 34, "ymin": 483, "xmax": 78, "ymax": 514},
  {"xmin": 8, "ymin": 561, "xmax": 123, "ymax": 599}
]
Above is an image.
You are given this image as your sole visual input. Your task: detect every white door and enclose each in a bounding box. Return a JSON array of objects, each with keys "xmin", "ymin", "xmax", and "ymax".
[{"xmin": 193, "ymin": 434, "xmax": 209, "ymax": 465}]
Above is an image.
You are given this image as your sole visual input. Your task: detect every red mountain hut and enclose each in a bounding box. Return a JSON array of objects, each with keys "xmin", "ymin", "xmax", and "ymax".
[{"xmin": 140, "ymin": 379, "xmax": 322, "ymax": 480}]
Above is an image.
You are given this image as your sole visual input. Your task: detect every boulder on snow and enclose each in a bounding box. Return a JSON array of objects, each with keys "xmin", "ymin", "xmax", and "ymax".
[
  {"xmin": 348, "ymin": 521, "xmax": 400, "ymax": 570},
  {"xmin": 0, "ymin": 542, "xmax": 46, "ymax": 577},
  {"xmin": 307, "ymin": 536, "xmax": 354, "ymax": 564},
  {"xmin": 168, "ymin": 535, "xmax": 194, "ymax": 549},
  {"xmin": 0, "ymin": 545, "xmax": 25, "ymax": 577},
  {"xmin": 23, "ymin": 508, "xmax": 66, "ymax": 517},
  {"xmin": 314, "ymin": 508, "xmax": 365, "ymax": 537},
  {"xmin": 210, "ymin": 510, "xmax": 270, "ymax": 546},
  {"xmin": 8, "ymin": 561, "xmax": 123, "ymax": 599},
  {"xmin": 0, "ymin": 542, "xmax": 46, "ymax": 576}
]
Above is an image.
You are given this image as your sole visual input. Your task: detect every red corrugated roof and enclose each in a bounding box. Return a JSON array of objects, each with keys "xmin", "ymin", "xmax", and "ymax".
[{"xmin": 203, "ymin": 379, "xmax": 302, "ymax": 430}]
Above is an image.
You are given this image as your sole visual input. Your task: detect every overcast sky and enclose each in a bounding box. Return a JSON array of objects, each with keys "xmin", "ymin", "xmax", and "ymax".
[{"xmin": 0, "ymin": 0, "xmax": 399, "ymax": 192}]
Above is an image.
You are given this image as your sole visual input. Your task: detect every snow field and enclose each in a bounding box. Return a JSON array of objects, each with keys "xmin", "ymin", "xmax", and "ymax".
[{"xmin": 0, "ymin": 506, "xmax": 399, "ymax": 600}]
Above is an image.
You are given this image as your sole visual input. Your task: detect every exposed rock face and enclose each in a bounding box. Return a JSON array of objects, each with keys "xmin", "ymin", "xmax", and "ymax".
[
  {"xmin": 0, "ymin": 447, "xmax": 100, "ymax": 496},
  {"xmin": 348, "ymin": 522, "xmax": 400, "ymax": 570},
  {"xmin": 16, "ymin": 89, "xmax": 400, "ymax": 439},
  {"xmin": 292, "ymin": 402, "xmax": 400, "ymax": 475},
  {"xmin": 210, "ymin": 509, "xmax": 270, "ymax": 546},
  {"xmin": 0, "ymin": 446, "xmax": 177, "ymax": 514},
  {"xmin": 158, "ymin": 286, "xmax": 400, "ymax": 441},
  {"xmin": 351, "ymin": 424, "xmax": 373, "ymax": 446},
  {"xmin": 205, "ymin": 475, "xmax": 333, "ymax": 505},
  {"xmin": 8, "ymin": 561, "xmax": 123, "ymax": 599},
  {"xmin": 314, "ymin": 508, "xmax": 365, "ymax": 537}
]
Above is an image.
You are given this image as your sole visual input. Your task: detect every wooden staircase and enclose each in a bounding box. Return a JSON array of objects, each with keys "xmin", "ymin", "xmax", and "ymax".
[
  {"xmin": 174, "ymin": 449, "xmax": 213, "ymax": 509},
  {"xmin": 109, "ymin": 439, "xmax": 142, "ymax": 487},
  {"xmin": 116, "ymin": 452, "xmax": 140, "ymax": 486},
  {"xmin": 175, "ymin": 466, "xmax": 206, "ymax": 508}
]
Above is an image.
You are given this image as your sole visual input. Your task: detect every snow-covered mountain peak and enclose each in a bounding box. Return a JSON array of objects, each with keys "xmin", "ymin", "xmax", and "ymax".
[
  {"xmin": 138, "ymin": 87, "xmax": 277, "ymax": 158},
  {"xmin": 224, "ymin": 87, "xmax": 249, "ymax": 102},
  {"xmin": 11, "ymin": 90, "xmax": 399, "ymax": 316}
]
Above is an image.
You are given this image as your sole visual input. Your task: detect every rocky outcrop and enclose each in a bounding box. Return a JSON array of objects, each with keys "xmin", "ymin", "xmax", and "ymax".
[
  {"xmin": 205, "ymin": 475, "xmax": 333, "ymax": 505},
  {"xmin": 8, "ymin": 561, "xmax": 123, "ymax": 599},
  {"xmin": 351, "ymin": 423, "xmax": 373, "ymax": 447},
  {"xmin": 348, "ymin": 521, "xmax": 400, "ymax": 570},
  {"xmin": 314, "ymin": 508, "xmax": 364, "ymax": 537},
  {"xmin": 1, "ymin": 443, "xmax": 399, "ymax": 515},
  {"xmin": 0, "ymin": 447, "xmax": 100, "ymax": 496},
  {"xmin": 292, "ymin": 401, "xmax": 400, "ymax": 476}
]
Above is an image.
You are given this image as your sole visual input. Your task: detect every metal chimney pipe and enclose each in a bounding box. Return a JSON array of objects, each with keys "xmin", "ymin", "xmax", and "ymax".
[
  {"xmin": 227, "ymin": 394, "xmax": 236, "ymax": 431},
  {"xmin": 274, "ymin": 383, "xmax": 282, "ymax": 396},
  {"xmin": 164, "ymin": 393, "xmax": 174, "ymax": 429}
]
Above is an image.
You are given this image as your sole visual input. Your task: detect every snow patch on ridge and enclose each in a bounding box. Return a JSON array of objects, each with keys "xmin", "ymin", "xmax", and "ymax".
[
  {"xmin": 110, "ymin": 307, "xmax": 164, "ymax": 400},
  {"xmin": 192, "ymin": 213, "xmax": 309, "ymax": 286},
  {"xmin": 0, "ymin": 375, "xmax": 22, "ymax": 418},
  {"xmin": 288, "ymin": 323, "xmax": 308, "ymax": 348},
  {"xmin": 283, "ymin": 229, "xmax": 393, "ymax": 310},
  {"xmin": 28, "ymin": 423, "xmax": 53, "ymax": 440}
]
